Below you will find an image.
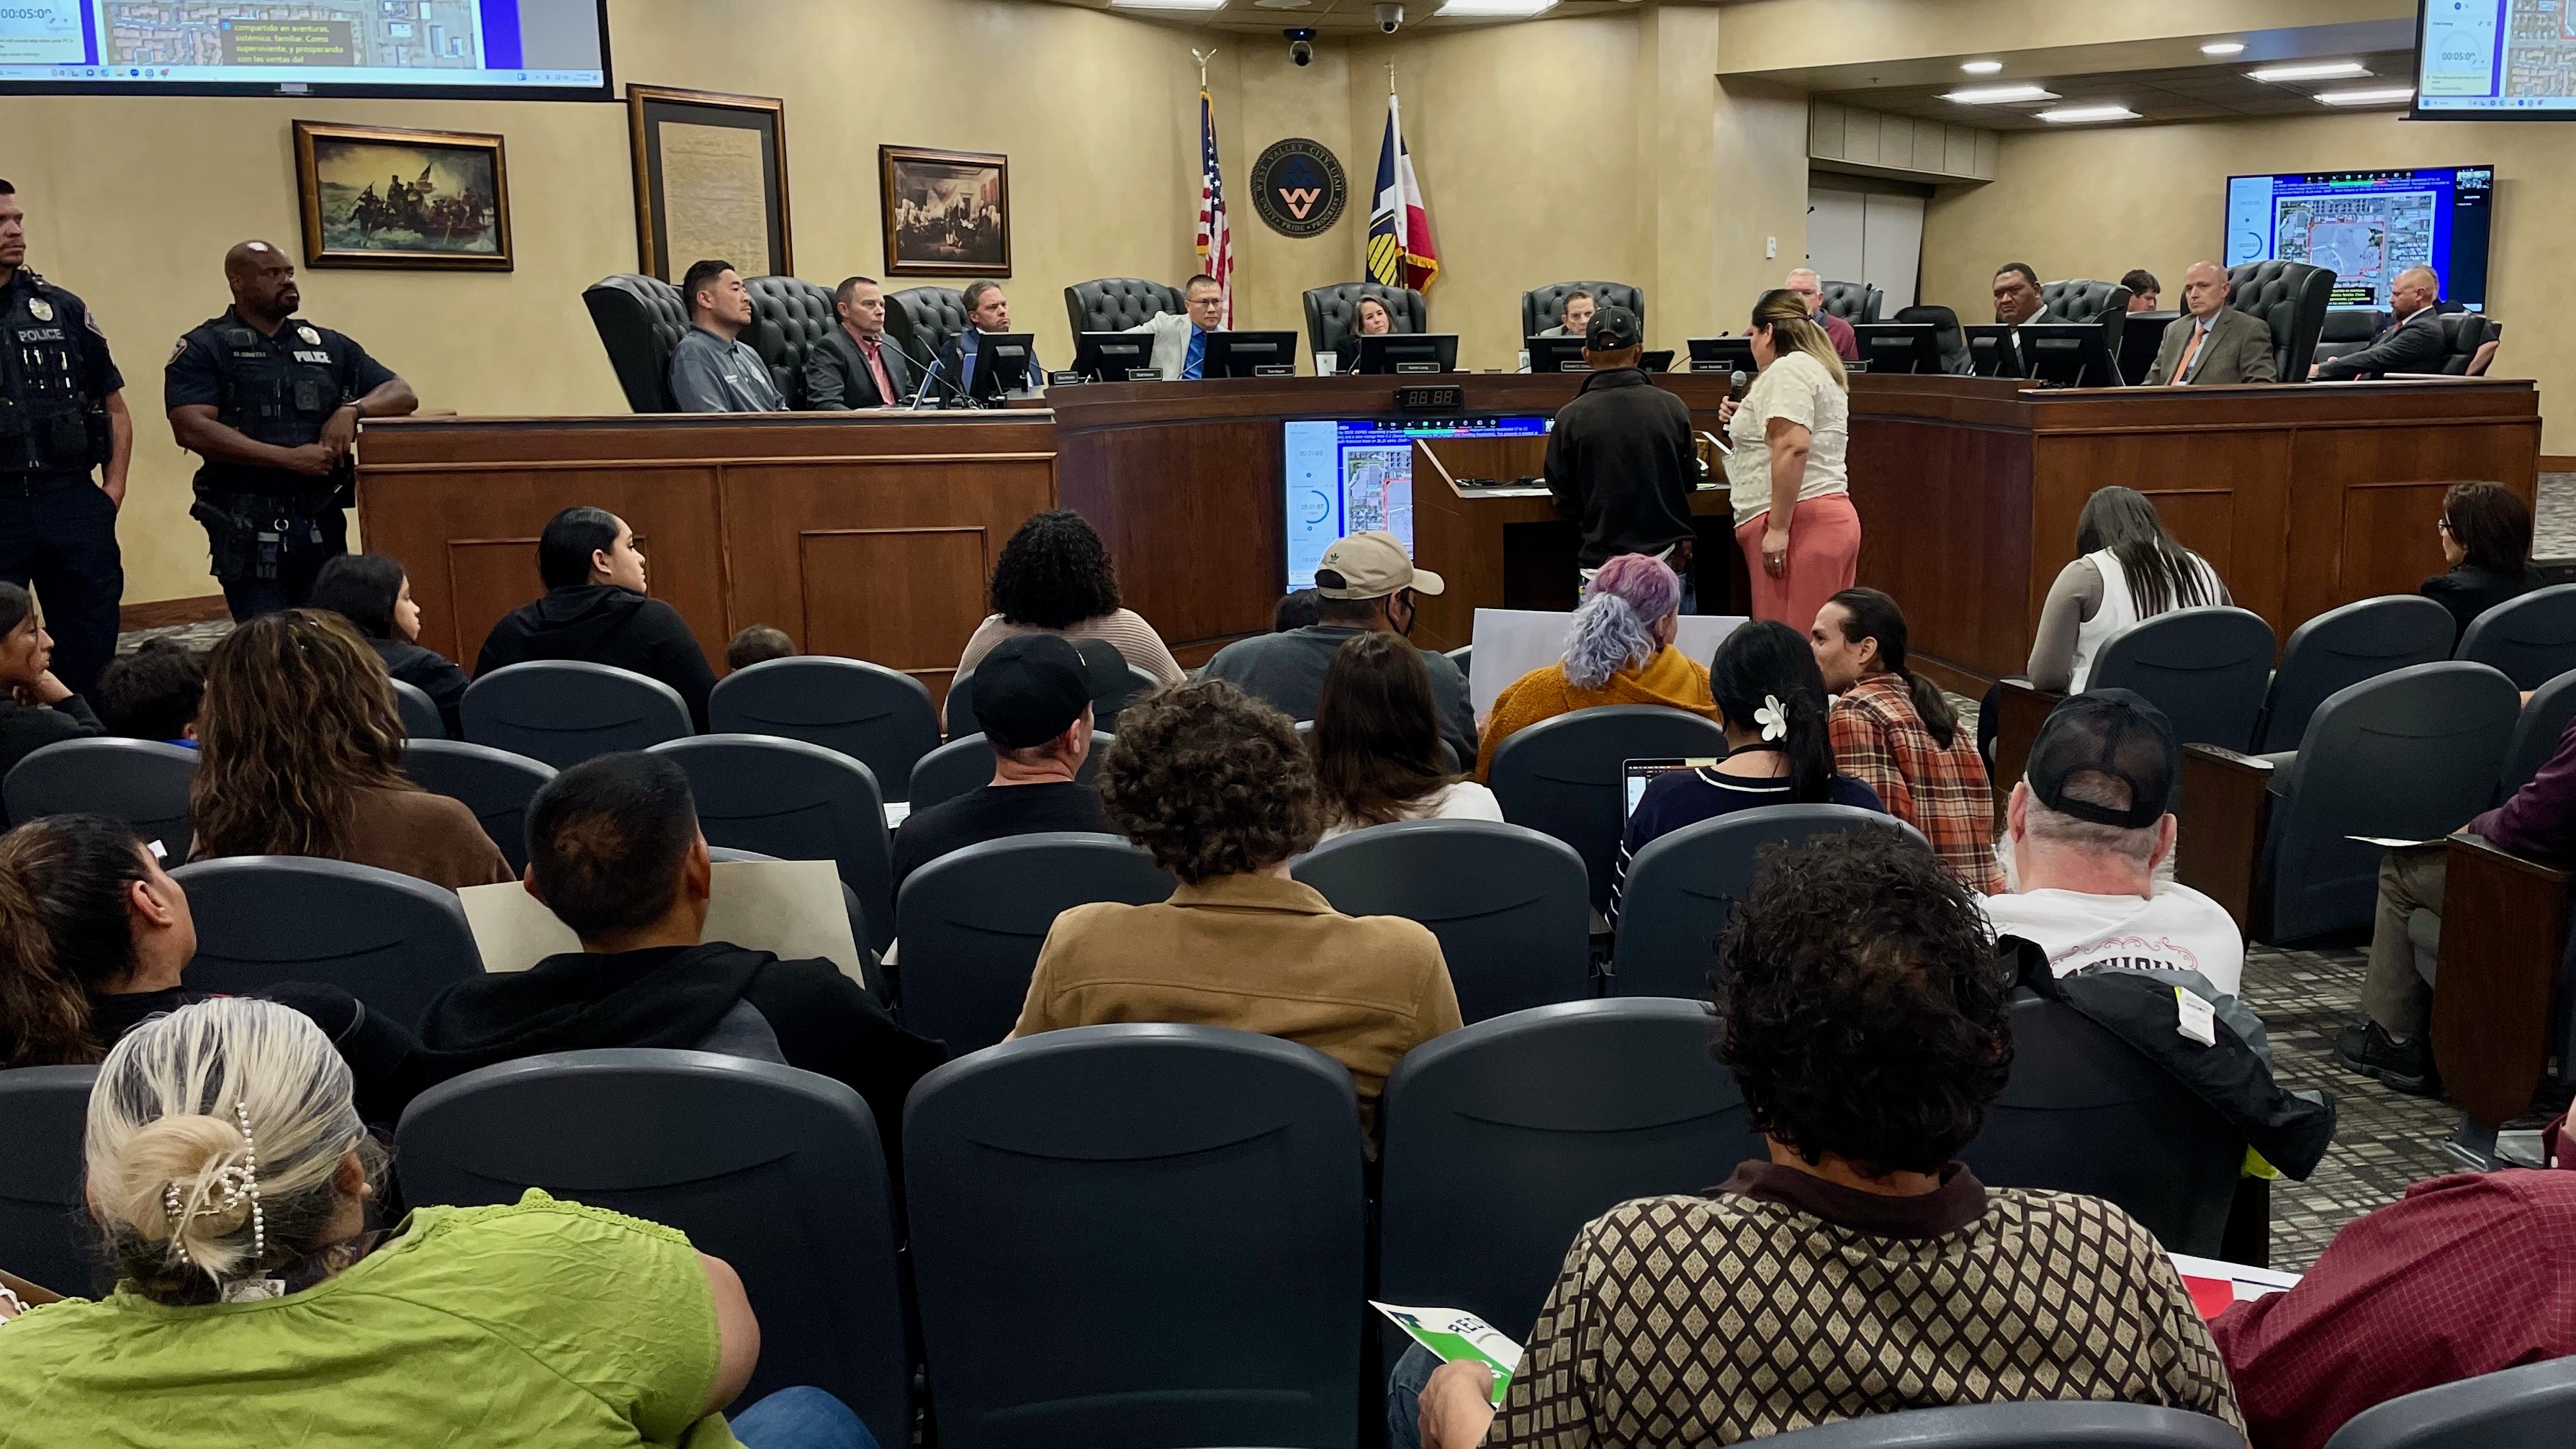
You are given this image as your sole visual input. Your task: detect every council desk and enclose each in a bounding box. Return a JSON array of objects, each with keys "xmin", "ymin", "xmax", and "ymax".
[{"xmin": 357, "ymin": 373, "xmax": 2540, "ymax": 703}]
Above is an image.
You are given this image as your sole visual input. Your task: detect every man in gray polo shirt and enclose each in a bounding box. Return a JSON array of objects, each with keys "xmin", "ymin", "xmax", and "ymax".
[
  {"xmin": 667, "ymin": 258, "xmax": 784, "ymax": 413},
  {"xmin": 1199, "ymin": 530, "xmax": 1474, "ymax": 766}
]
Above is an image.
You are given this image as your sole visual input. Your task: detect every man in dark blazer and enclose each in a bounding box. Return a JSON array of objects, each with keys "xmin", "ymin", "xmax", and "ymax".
[
  {"xmin": 2313, "ymin": 266, "xmax": 2447, "ymax": 379},
  {"xmin": 2146, "ymin": 261, "xmax": 2276, "ymax": 385},
  {"xmin": 801, "ymin": 275, "xmax": 915, "ymax": 409},
  {"xmin": 935, "ymin": 280, "xmax": 1045, "ymax": 399}
]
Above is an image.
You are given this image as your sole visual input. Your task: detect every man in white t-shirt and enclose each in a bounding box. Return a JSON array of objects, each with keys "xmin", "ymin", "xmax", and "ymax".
[{"xmin": 1985, "ymin": 691, "xmax": 2249, "ymax": 1015}]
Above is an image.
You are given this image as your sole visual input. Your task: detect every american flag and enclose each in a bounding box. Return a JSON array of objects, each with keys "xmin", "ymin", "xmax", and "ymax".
[{"xmin": 1196, "ymin": 87, "xmax": 1234, "ymax": 327}]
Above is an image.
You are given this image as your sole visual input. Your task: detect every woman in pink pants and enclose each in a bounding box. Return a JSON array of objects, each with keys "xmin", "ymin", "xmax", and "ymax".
[{"xmin": 1722, "ymin": 289, "xmax": 1859, "ymax": 626}]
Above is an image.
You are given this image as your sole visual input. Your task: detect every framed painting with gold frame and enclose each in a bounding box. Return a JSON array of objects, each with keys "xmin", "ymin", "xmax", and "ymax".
[
  {"xmin": 293, "ymin": 120, "xmax": 512, "ymax": 271},
  {"xmin": 626, "ymin": 84, "xmax": 791, "ymax": 282},
  {"xmin": 879, "ymin": 145, "xmax": 1011, "ymax": 277}
]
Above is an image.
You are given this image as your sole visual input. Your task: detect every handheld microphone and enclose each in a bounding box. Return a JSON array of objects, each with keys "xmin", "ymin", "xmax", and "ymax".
[{"xmin": 1728, "ymin": 369, "xmax": 1750, "ymax": 403}]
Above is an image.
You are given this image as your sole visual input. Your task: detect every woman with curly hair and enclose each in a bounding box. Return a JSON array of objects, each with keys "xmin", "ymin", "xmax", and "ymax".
[
  {"xmin": 1007, "ymin": 680, "xmax": 1459, "ymax": 1124},
  {"xmin": 189, "ymin": 610, "xmax": 510, "ymax": 891},
  {"xmin": 1473, "ymin": 553, "xmax": 1716, "ymax": 781},
  {"xmin": 950, "ymin": 511, "xmax": 1185, "ymax": 728},
  {"xmin": 1398, "ymin": 832, "xmax": 2241, "ymax": 1449}
]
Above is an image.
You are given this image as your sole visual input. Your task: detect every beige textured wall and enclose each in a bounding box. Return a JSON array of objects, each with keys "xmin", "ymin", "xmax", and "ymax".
[{"xmin": 1920, "ymin": 111, "xmax": 2575, "ymax": 450}]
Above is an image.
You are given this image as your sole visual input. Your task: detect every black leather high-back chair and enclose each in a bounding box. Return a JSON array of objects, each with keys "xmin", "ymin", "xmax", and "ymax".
[
  {"xmin": 2228, "ymin": 260, "xmax": 2334, "ymax": 381},
  {"xmin": 1519, "ymin": 281, "xmax": 1643, "ymax": 338},
  {"xmin": 582, "ymin": 274, "xmax": 690, "ymax": 414},
  {"xmin": 744, "ymin": 275, "xmax": 836, "ymax": 409},
  {"xmin": 886, "ymin": 286, "xmax": 968, "ymax": 370},
  {"xmin": 2436, "ymin": 313, "xmax": 2501, "ymax": 375},
  {"xmin": 1064, "ymin": 278, "xmax": 1186, "ymax": 335},
  {"xmin": 2310, "ymin": 308, "xmax": 2383, "ymax": 369},
  {"xmin": 1302, "ymin": 282, "xmax": 1427, "ymax": 358},
  {"xmin": 1893, "ymin": 304, "xmax": 1972, "ymax": 375},
  {"xmin": 2041, "ymin": 278, "xmax": 2133, "ymax": 365},
  {"xmin": 1819, "ymin": 279, "xmax": 1883, "ymax": 323}
]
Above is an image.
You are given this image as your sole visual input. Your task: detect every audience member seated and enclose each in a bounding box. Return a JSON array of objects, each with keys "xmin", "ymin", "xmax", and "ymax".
[
  {"xmin": 724, "ymin": 624, "xmax": 797, "ymax": 672},
  {"xmin": 0, "ymin": 812, "xmax": 419, "ymax": 1124},
  {"xmin": 892, "ymin": 635, "xmax": 1114, "ymax": 891},
  {"xmin": 2339, "ymin": 708, "xmax": 2576, "ymax": 1095},
  {"xmin": 1988, "ymin": 692, "xmax": 2248, "ymax": 1011},
  {"xmin": 1330, "ymin": 294, "xmax": 1396, "ymax": 374},
  {"xmin": 2028, "ymin": 486, "xmax": 2227, "ymax": 694},
  {"xmin": 1009, "ymin": 680, "xmax": 1460, "ymax": 1126},
  {"xmin": 0, "ymin": 996, "xmax": 877, "ymax": 1449},
  {"xmin": 189, "ymin": 610, "xmax": 510, "ymax": 891},
  {"xmin": 418, "ymin": 753, "xmax": 942, "ymax": 1154},
  {"xmin": 1397, "ymin": 831, "xmax": 2243, "ymax": 1448},
  {"xmin": 309, "ymin": 552, "xmax": 471, "ymax": 737},
  {"xmin": 2419, "ymin": 480, "xmax": 2538, "ymax": 646},
  {"xmin": 91, "ymin": 638, "xmax": 202, "ymax": 747},
  {"xmin": 1614, "ymin": 619, "xmax": 1881, "ymax": 916},
  {"xmin": 0, "ymin": 582, "xmax": 102, "ymax": 779},
  {"xmin": 1314, "ymin": 631, "xmax": 1500, "ymax": 841},
  {"xmin": 1474, "ymin": 554, "xmax": 1716, "ymax": 782},
  {"xmin": 2212, "ymin": 1167, "xmax": 2576, "ymax": 1449},
  {"xmin": 1272, "ymin": 587, "xmax": 1321, "ymax": 633},
  {"xmin": 667, "ymin": 256, "xmax": 785, "ymax": 414},
  {"xmin": 475, "ymin": 506, "xmax": 719, "ymax": 731},
  {"xmin": 1201, "ymin": 531, "xmax": 1475, "ymax": 767},
  {"xmin": 1812, "ymin": 588, "xmax": 2002, "ymax": 893},
  {"xmin": 950, "ymin": 510, "xmax": 1185, "ymax": 731}
]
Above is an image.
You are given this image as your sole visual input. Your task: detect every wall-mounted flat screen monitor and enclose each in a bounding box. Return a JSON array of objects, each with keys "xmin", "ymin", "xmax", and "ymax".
[
  {"xmin": 2416, "ymin": 1, "xmax": 2576, "ymax": 118},
  {"xmin": 0, "ymin": 0, "xmax": 611, "ymax": 96},
  {"xmin": 2223, "ymin": 166, "xmax": 2494, "ymax": 312},
  {"xmin": 1282, "ymin": 415, "xmax": 1551, "ymax": 590}
]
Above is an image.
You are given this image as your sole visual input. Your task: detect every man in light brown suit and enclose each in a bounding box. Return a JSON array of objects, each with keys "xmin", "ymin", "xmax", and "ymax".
[{"xmin": 2146, "ymin": 261, "xmax": 2276, "ymax": 386}]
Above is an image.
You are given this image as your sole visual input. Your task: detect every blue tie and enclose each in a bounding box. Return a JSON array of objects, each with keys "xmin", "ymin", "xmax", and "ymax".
[{"xmin": 1183, "ymin": 328, "xmax": 1206, "ymax": 381}]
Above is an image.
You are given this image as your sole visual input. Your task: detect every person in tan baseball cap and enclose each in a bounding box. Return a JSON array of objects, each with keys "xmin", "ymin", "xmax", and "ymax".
[{"xmin": 1201, "ymin": 530, "xmax": 1474, "ymax": 765}]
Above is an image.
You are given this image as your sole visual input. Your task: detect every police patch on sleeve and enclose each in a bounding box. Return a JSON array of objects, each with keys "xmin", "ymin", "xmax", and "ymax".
[{"xmin": 168, "ymin": 337, "xmax": 188, "ymax": 364}]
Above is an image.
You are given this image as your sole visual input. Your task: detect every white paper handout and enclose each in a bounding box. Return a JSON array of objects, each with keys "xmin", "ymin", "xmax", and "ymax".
[{"xmin": 459, "ymin": 858, "xmax": 867, "ymax": 988}]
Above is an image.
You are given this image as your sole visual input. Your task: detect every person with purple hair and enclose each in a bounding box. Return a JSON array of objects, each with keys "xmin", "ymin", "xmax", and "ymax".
[{"xmin": 1474, "ymin": 554, "xmax": 1717, "ymax": 781}]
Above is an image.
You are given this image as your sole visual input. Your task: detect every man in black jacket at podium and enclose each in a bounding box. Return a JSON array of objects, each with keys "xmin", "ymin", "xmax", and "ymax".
[{"xmin": 1544, "ymin": 305, "xmax": 1699, "ymax": 600}]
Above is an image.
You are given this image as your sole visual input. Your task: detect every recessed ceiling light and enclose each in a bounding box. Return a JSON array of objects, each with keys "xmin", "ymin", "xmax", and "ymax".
[
  {"xmin": 2037, "ymin": 104, "xmax": 2141, "ymax": 124},
  {"xmin": 2318, "ymin": 86, "xmax": 2418, "ymax": 106},
  {"xmin": 1107, "ymin": 0, "xmax": 1226, "ymax": 8},
  {"xmin": 2248, "ymin": 60, "xmax": 2370, "ymax": 82},
  {"xmin": 2200, "ymin": 42, "xmax": 2246, "ymax": 56},
  {"xmin": 1942, "ymin": 84, "xmax": 2060, "ymax": 104},
  {"xmin": 1960, "ymin": 60, "xmax": 2004, "ymax": 75},
  {"xmin": 1433, "ymin": 0, "xmax": 1557, "ymax": 14}
]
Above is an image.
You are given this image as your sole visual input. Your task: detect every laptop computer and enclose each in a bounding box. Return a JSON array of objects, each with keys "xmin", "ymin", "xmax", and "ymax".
[{"xmin": 1624, "ymin": 757, "xmax": 1719, "ymax": 818}]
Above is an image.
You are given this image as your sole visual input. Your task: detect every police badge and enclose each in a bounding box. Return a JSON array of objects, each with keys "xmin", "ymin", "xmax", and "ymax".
[
  {"xmin": 298, "ymin": 325, "xmax": 323, "ymax": 346},
  {"xmin": 27, "ymin": 298, "xmax": 52, "ymax": 322}
]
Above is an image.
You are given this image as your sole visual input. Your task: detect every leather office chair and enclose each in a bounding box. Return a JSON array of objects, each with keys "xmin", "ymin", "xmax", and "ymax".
[
  {"xmin": 582, "ymin": 274, "xmax": 690, "ymax": 414},
  {"xmin": 886, "ymin": 286, "xmax": 968, "ymax": 372},
  {"xmin": 1893, "ymin": 304, "xmax": 1972, "ymax": 375},
  {"xmin": 1302, "ymin": 282, "xmax": 1427, "ymax": 358},
  {"xmin": 744, "ymin": 274, "xmax": 836, "ymax": 409},
  {"xmin": 1818, "ymin": 279, "xmax": 1883, "ymax": 323},
  {"xmin": 1519, "ymin": 280, "xmax": 1643, "ymax": 338},
  {"xmin": 2228, "ymin": 260, "xmax": 2334, "ymax": 380},
  {"xmin": 2310, "ymin": 309, "xmax": 2384, "ymax": 369},
  {"xmin": 2432, "ymin": 312, "xmax": 2500, "ymax": 375},
  {"xmin": 2041, "ymin": 278, "xmax": 2133, "ymax": 366},
  {"xmin": 1064, "ymin": 277, "xmax": 1186, "ymax": 336}
]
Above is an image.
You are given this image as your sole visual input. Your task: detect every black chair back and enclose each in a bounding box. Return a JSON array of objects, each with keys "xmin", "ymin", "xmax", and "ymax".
[
  {"xmin": 1818, "ymin": 279, "xmax": 1883, "ymax": 323},
  {"xmin": 906, "ymin": 730, "xmax": 1112, "ymax": 814},
  {"xmin": 1292, "ymin": 819, "xmax": 1592, "ymax": 1022},
  {"xmin": 1519, "ymin": 280, "xmax": 1644, "ymax": 337},
  {"xmin": 744, "ymin": 274, "xmax": 837, "ymax": 408},
  {"xmin": 1753, "ymin": 1400, "xmax": 2248, "ymax": 1447},
  {"xmin": 2253, "ymin": 595, "xmax": 2456, "ymax": 752},
  {"xmin": 2041, "ymin": 278, "xmax": 2133, "ymax": 368},
  {"xmin": 3, "ymin": 736, "xmax": 198, "ymax": 858},
  {"xmin": 904, "ymin": 1024, "xmax": 1365, "ymax": 1449},
  {"xmin": 1487, "ymin": 705, "xmax": 1731, "ymax": 915},
  {"xmin": 0, "ymin": 1065, "xmax": 102, "ymax": 1299},
  {"xmin": 2433, "ymin": 312, "xmax": 2498, "ymax": 375},
  {"xmin": 647, "ymin": 734, "xmax": 895, "ymax": 952},
  {"xmin": 2228, "ymin": 260, "xmax": 2334, "ymax": 380},
  {"xmin": 2311, "ymin": 307, "xmax": 2384, "ymax": 369},
  {"xmin": 2321, "ymin": 1354, "xmax": 2576, "ymax": 1448},
  {"xmin": 708, "ymin": 656, "xmax": 940, "ymax": 803},
  {"xmin": 2459, "ymin": 583, "xmax": 2576, "ymax": 689},
  {"xmin": 1064, "ymin": 277, "xmax": 1186, "ymax": 335},
  {"xmin": 2087, "ymin": 607, "xmax": 2276, "ymax": 751},
  {"xmin": 174, "ymin": 856, "xmax": 484, "ymax": 1029},
  {"xmin": 400, "ymin": 739, "xmax": 554, "ymax": 875},
  {"xmin": 397, "ymin": 1049, "xmax": 911, "ymax": 1446},
  {"xmin": 581, "ymin": 274, "xmax": 690, "ymax": 413},
  {"xmin": 1302, "ymin": 282, "xmax": 1428, "ymax": 358},
  {"xmin": 461, "ymin": 660, "xmax": 693, "ymax": 768},
  {"xmin": 1893, "ymin": 304, "xmax": 1971, "ymax": 374},
  {"xmin": 886, "ymin": 286, "xmax": 968, "ymax": 367},
  {"xmin": 2502, "ymin": 668, "xmax": 2576, "ymax": 800},
  {"xmin": 895, "ymin": 831, "xmax": 1171, "ymax": 1055},
  {"xmin": 389, "ymin": 677, "xmax": 446, "ymax": 740}
]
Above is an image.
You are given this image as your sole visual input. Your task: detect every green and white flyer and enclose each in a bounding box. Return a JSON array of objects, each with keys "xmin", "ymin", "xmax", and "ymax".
[{"xmin": 1370, "ymin": 1301, "xmax": 1523, "ymax": 1407}]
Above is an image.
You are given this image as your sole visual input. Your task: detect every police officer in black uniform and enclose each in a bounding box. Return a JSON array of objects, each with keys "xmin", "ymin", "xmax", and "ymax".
[
  {"xmin": 0, "ymin": 178, "xmax": 132, "ymax": 699},
  {"xmin": 166, "ymin": 239, "xmax": 417, "ymax": 620}
]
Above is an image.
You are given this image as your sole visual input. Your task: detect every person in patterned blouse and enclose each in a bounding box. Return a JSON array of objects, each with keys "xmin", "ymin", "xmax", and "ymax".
[
  {"xmin": 1810, "ymin": 587, "xmax": 2005, "ymax": 894},
  {"xmin": 1402, "ymin": 831, "xmax": 2242, "ymax": 1448}
]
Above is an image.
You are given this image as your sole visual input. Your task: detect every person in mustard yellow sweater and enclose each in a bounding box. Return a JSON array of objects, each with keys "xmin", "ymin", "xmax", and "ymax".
[{"xmin": 1475, "ymin": 553, "xmax": 1717, "ymax": 781}]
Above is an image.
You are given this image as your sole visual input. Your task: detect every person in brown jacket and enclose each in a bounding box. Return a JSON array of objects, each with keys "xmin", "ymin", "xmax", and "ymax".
[
  {"xmin": 188, "ymin": 609, "xmax": 510, "ymax": 891},
  {"xmin": 1009, "ymin": 680, "xmax": 1461, "ymax": 1127}
]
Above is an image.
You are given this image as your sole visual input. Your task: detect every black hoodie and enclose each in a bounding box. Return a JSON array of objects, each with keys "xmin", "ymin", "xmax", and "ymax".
[
  {"xmin": 1542, "ymin": 367, "xmax": 1701, "ymax": 569},
  {"xmin": 473, "ymin": 584, "xmax": 719, "ymax": 730}
]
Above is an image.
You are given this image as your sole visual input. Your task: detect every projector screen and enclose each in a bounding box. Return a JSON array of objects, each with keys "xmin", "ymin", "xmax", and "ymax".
[
  {"xmin": 2416, "ymin": 0, "xmax": 2576, "ymax": 118},
  {"xmin": 2223, "ymin": 166, "xmax": 2495, "ymax": 312},
  {"xmin": 0, "ymin": 0, "xmax": 608, "ymax": 97}
]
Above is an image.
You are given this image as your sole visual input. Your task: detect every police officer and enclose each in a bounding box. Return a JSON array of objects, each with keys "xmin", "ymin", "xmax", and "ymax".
[
  {"xmin": 166, "ymin": 239, "xmax": 417, "ymax": 620},
  {"xmin": 0, "ymin": 178, "xmax": 132, "ymax": 700}
]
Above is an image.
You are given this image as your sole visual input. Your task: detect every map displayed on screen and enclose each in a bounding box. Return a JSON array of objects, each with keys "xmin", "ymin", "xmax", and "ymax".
[
  {"xmin": 1281, "ymin": 416, "xmax": 1552, "ymax": 591},
  {"xmin": 2419, "ymin": 0, "xmax": 2576, "ymax": 114},
  {"xmin": 0, "ymin": 0, "xmax": 605, "ymax": 91},
  {"xmin": 2223, "ymin": 167, "xmax": 2494, "ymax": 312}
]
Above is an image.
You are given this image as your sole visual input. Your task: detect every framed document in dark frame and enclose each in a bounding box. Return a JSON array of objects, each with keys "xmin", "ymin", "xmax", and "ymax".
[
  {"xmin": 294, "ymin": 121, "xmax": 513, "ymax": 271},
  {"xmin": 627, "ymin": 84, "xmax": 792, "ymax": 282},
  {"xmin": 880, "ymin": 145, "xmax": 1011, "ymax": 277}
]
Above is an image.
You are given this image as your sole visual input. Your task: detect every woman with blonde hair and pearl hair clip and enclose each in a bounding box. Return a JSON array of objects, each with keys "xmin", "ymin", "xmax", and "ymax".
[{"xmin": 0, "ymin": 997, "xmax": 881, "ymax": 1449}]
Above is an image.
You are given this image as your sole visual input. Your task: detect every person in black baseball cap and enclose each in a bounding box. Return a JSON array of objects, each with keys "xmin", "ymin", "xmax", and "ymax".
[
  {"xmin": 1981, "ymin": 687, "xmax": 2248, "ymax": 1003},
  {"xmin": 1544, "ymin": 303, "xmax": 1701, "ymax": 602},
  {"xmin": 890, "ymin": 633, "xmax": 1120, "ymax": 890}
]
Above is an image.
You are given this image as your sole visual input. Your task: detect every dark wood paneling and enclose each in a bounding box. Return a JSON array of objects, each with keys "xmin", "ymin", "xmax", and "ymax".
[
  {"xmin": 798, "ymin": 528, "xmax": 992, "ymax": 693},
  {"xmin": 2176, "ymin": 745, "xmax": 2276, "ymax": 933},
  {"xmin": 2433, "ymin": 833, "xmax": 2568, "ymax": 1127},
  {"xmin": 1850, "ymin": 415, "xmax": 2034, "ymax": 682}
]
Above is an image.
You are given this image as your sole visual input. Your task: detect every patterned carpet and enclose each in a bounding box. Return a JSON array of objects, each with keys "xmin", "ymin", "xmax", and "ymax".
[{"xmin": 2536, "ymin": 471, "xmax": 2576, "ymax": 561}]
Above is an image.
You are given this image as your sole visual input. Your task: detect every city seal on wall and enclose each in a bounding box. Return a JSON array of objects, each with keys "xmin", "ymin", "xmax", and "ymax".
[{"xmin": 1250, "ymin": 138, "xmax": 1348, "ymax": 239}]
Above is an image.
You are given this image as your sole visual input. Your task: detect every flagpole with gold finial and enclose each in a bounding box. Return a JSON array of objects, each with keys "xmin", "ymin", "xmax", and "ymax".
[{"xmin": 1194, "ymin": 47, "xmax": 1215, "ymax": 89}]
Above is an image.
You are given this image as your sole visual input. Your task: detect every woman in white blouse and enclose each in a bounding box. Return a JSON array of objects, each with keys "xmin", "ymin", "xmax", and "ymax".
[{"xmin": 1720, "ymin": 289, "xmax": 1860, "ymax": 628}]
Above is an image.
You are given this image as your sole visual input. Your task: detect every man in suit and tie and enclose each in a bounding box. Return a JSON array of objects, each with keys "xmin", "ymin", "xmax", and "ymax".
[
  {"xmin": 801, "ymin": 275, "xmax": 914, "ymax": 409},
  {"xmin": 1992, "ymin": 262, "xmax": 2053, "ymax": 328},
  {"xmin": 2313, "ymin": 266, "xmax": 2448, "ymax": 379},
  {"xmin": 1123, "ymin": 274, "xmax": 1228, "ymax": 380},
  {"xmin": 936, "ymin": 280, "xmax": 1046, "ymax": 398},
  {"xmin": 2146, "ymin": 262, "xmax": 2276, "ymax": 386}
]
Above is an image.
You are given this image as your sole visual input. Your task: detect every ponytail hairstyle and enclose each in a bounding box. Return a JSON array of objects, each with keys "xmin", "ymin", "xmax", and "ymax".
[
  {"xmin": 2074, "ymin": 485, "xmax": 2220, "ymax": 620},
  {"xmin": 1824, "ymin": 588, "xmax": 1960, "ymax": 749},
  {"xmin": 0, "ymin": 814, "xmax": 154, "ymax": 1069},
  {"xmin": 1708, "ymin": 619, "xmax": 1837, "ymax": 803},
  {"xmin": 1750, "ymin": 289, "xmax": 1850, "ymax": 392},
  {"xmin": 1562, "ymin": 553, "xmax": 1683, "ymax": 689},
  {"xmin": 84, "ymin": 997, "xmax": 383, "ymax": 1303}
]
